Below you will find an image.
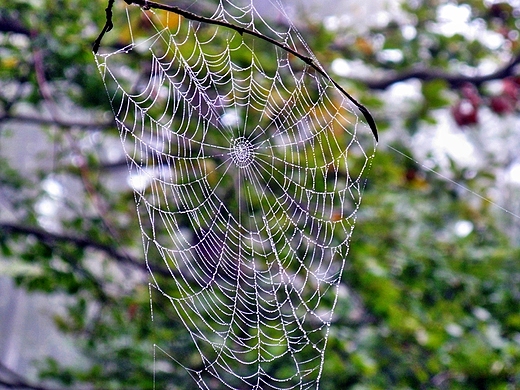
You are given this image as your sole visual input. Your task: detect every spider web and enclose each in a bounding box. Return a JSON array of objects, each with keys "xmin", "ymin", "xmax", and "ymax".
[{"xmin": 95, "ymin": 1, "xmax": 376, "ymax": 388}]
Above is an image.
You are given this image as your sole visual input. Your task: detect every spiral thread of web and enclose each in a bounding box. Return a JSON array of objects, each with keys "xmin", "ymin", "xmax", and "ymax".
[{"xmin": 95, "ymin": 1, "xmax": 375, "ymax": 388}]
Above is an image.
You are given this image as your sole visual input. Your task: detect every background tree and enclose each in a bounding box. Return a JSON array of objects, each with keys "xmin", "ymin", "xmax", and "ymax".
[{"xmin": 0, "ymin": 0, "xmax": 519, "ymax": 389}]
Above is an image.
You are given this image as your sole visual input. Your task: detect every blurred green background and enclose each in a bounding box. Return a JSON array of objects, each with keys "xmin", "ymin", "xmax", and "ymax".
[{"xmin": 1, "ymin": 0, "xmax": 520, "ymax": 389}]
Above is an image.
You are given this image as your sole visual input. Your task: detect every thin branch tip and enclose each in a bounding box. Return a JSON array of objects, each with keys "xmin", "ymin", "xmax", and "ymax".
[
  {"xmin": 92, "ymin": 0, "xmax": 116, "ymax": 53},
  {"xmin": 359, "ymin": 106, "xmax": 379, "ymax": 142}
]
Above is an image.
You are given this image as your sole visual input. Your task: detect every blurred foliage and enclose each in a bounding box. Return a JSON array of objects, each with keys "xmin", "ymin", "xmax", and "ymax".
[{"xmin": 1, "ymin": 0, "xmax": 520, "ymax": 389}]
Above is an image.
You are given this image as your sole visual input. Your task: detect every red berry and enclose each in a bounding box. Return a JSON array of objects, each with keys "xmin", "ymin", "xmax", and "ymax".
[
  {"xmin": 405, "ymin": 168, "xmax": 417, "ymax": 182},
  {"xmin": 490, "ymin": 95, "xmax": 514, "ymax": 114},
  {"xmin": 460, "ymin": 83, "xmax": 481, "ymax": 106},
  {"xmin": 452, "ymin": 99, "xmax": 479, "ymax": 126},
  {"xmin": 503, "ymin": 78, "xmax": 518, "ymax": 101}
]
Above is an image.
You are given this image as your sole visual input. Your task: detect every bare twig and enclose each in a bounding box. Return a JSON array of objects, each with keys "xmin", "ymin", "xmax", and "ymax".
[
  {"xmin": 30, "ymin": 35, "xmax": 138, "ymax": 271},
  {"xmin": 92, "ymin": 0, "xmax": 379, "ymax": 141},
  {"xmin": 92, "ymin": 0, "xmax": 116, "ymax": 54},
  {"xmin": 31, "ymin": 37, "xmax": 61, "ymax": 121}
]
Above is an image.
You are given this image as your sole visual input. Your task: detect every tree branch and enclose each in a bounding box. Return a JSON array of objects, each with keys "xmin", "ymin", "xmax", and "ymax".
[
  {"xmin": 0, "ymin": 15, "xmax": 31, "ymax": 36},
  {"xmin": 363, "ymin": 51, "xmax": 520, "ymax": 90},
  {"xmin": 0, "ymin": 113, "xmax": 113, "ymax": 130},
  {"xmin": 93, "ymin": 0, "xmax": 379, "ymax": 141},
  {"xmin": 0, "ymin": 223, "xmax": 172, "ymax": 278},
  {"xmin": 0, "ymin": 361, "xmax": 67, "ymax": 390}
]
